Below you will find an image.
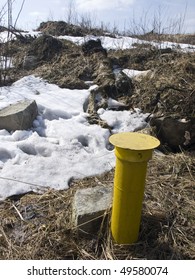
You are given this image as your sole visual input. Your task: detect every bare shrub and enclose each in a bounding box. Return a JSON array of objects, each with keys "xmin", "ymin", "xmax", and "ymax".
[
  {"xmin": 0, "ymin": 0, "xmax": 26, "ymax": 86},
  {"xmin": 126, "ymin": 4, "xmax": 188, "ymax": 42}
]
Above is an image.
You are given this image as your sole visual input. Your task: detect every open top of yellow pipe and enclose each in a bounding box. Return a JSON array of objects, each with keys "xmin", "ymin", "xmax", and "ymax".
[{"xmin": 109, "ymin": 132, "xmax": 160, "ymax": 151}]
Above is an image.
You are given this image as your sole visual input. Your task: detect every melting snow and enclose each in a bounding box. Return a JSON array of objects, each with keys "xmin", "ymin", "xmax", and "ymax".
[{"xmin": 0, "ymin": 75, "xmax": 148, "ymax": 200}]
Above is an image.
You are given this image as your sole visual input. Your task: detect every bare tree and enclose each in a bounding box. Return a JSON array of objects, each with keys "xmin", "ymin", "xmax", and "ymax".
[
  {"xmin": 7, "ymin": 0, "xmax": 13, "ymax": 29},
  {"xmin": 0, "ymin": 0, "xmax": 26, "ymax": 86},
  {"xmin": 126, "ymin": 3, "xmax": 188, "ymax": 41},
  {"xmin": 14, "ymin": 0, "xmax": 26, "ymax": 28},
  {"xmin": 66, "ymin": 0, "xmax": 78, "ymax": 25}
]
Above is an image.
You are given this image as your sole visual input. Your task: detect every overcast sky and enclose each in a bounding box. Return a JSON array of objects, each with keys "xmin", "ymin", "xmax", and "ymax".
[{"xmin": 1, "ymin": 0, "xmax": 195, "ymax": 34}]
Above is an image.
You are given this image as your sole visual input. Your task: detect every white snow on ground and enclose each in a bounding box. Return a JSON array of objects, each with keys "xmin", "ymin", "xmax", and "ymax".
[
  {"xmin": 1, "ymin": 30, "xmax": 194, "ymax": 52},
  {"xmin": 59, "ymin": 34, "xmax": 195, "ymax": 52},
  {"xmin": 0, "ymin": 30, "xmax": 41, "ymax": 42},
  {"xmin": 98, "ymin": 108, "xmax": 147, "ymax": 133},
  {"xmin": 0, "ymin": 75, "xmax": 148, "ymax": 200}
]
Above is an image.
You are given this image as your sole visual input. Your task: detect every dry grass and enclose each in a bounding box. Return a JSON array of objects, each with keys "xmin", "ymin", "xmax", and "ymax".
[
  {"xmin": 132, "ymin": 33, "xmax": 195, "ymax": 46},
  {"xmin": 129, "ymin": 50, "xmax": 195, "ymax": 118},
  {"xmin": 0, "ymin": 151, "xmax": 194, "ymax": 260}
]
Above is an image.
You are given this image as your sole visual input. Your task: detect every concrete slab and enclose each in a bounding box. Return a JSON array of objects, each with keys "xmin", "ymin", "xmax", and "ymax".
[
  {"xmin": 0, "ymin": 99, "xmax": 38, "ymax": 131},
  {"xmin": 72, "ymin": 185, "xmax": 113, "ymax": 236}
]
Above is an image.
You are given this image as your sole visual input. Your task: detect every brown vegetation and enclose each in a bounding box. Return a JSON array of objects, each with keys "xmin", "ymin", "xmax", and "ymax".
[
  {"xmin": 0, "ymin": 152, "xmax": 194, "ymax": 259},
  {"xmin": 0, "ymin": 21, "xmax": 195, "ymax": 259}
]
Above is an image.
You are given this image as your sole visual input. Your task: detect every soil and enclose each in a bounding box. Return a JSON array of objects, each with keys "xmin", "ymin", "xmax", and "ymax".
[{"xmin": 37, "ymin": 20, "xmax": 113, "ymax": 37}]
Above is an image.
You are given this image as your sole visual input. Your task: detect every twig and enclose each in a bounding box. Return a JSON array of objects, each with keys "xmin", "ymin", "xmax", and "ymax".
[
  {"xmin": 12, "ymin": 203, "xmax": 25, "ymax": 221},
  {"xmin": 0, "ymin": 226, "xmax": 12, "ymax": 247},
  {"xmin": 0, "ymin": 176, "xmax": 49, "ymax": 191},
  {"xmin": 14, "ymin": 0, "xmax": 26, "ymax": 28},
  {"xmin": 179, "ymin": 146, "xmax": 194, "ymax": 181}
]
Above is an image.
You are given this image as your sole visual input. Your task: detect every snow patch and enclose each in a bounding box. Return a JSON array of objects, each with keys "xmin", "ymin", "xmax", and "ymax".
[{"xmin": 0, "ymin": 75, "xmax": 148, "ymax": 200}]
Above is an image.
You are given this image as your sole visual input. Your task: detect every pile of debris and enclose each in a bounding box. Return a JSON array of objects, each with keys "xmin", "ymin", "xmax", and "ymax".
[{"xmin": 1, "ymin": 21, "xmax": 195, "ymax": 151}]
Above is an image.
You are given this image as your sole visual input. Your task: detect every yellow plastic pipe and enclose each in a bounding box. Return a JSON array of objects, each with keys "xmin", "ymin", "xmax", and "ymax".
[{"xmin": 109, "ymin": 132, "xmax": 160, "ymax": 244}]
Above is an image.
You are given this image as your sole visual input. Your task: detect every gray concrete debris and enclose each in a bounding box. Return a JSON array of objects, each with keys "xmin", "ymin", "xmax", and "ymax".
[
  {"xmin": 72, "ymin": 185, "xmax": 113, "ymax": 236},
  {"xmin": 23, "ymin": 55, "xmax": 38, "ymax": 70},
  {"xmin": 0, "ymin": 99, "xmax": 38, "ymax": 132},
  {"xmin": 150, "ymin": 116, "xmax": 195, "ymax": 151}
]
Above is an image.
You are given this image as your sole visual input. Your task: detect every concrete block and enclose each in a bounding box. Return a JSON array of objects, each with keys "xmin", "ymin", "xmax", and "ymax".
[
  {"xmin": 72, "ymin": 185, "xmax": 113, "ymax": 236},
  {"xmin": 0, "ymin": 99, "xmax": 38, "ymax": 132}
]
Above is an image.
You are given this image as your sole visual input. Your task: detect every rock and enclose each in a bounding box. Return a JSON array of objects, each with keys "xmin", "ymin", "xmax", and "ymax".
[
  {"xmin": 107, "ymin": 98, "xmax": 131, "ymax": 111},
  {"xmin": 94, "ymin": 59, "xmax": 117, "ymax": 98},
  {"xmin": 87, "ymin": 87, "xmax": 108, "ymax": 114},
  {"xmin": 132, "ymin": 70, "xmax": 153, "ymax": 82},
  {"xmin": 82, "ymin": 39, "xmax": 107, "ymax": 56},
  {"xmin": 88, "ymin": 64, "xmax": 133, "ymax": 116},
  {"xmin": 150, "ymin": 116, "xmax": 195, "ymax": 151},
  {"xmin": 23, "ymin": 55, "xmax": 38, "ymax": 70},
  {"xmin": 72, "ymin": 185, "xmax": 112, "ymax": 236},
  {"xmin": 94, "ymin": 60, "xmax": 134, "ymax": 98},
  {"xmin": 115, "ymin": 71, "xmax": 133, "ymax": 97},
  {"xmin": 159, "ymin": 48, "xmax": 172, "ymax": 54},
  {"xmin": 0, "ymin": 100, "xmax": 38, "ymax": 132}
]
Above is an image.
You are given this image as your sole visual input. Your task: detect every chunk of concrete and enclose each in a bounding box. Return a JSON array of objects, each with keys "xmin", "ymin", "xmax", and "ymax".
[
  {"xmin": 23, "ymin": 55, "xmax": 38, "ymax": 70},
  {"xmin": 150, "ymin": 116, "xmax": 195, "ymax": 151},
  {"xmin": 0, "ymin": 99, "xmax": 38, "ymax": 132},
  {"xmin": 72, "ymin": 185, "xmax": 113, "ymax": 236}
]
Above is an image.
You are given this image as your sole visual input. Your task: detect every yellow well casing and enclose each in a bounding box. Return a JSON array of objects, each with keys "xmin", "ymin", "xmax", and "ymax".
[{"xmin": 109, "ymin": 132, "xmax": 160, "ymax": 244}]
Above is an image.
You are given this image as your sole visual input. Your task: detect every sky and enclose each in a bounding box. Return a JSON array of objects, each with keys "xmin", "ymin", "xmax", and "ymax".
[{"xmin": 1, "ymin": 0, "xmax": 195, "ymax": 34}]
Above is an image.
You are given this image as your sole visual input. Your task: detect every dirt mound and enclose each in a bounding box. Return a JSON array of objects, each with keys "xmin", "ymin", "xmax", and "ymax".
[
  {"xmin": 37, "ymin": 21, "xmax": 107, "ymax": 37},
  {"xmin": 108, "ymin": 46, "xmax": 195, "ymax": 151},
  {"xmin": 34, "ymin": 49, "xmax": 92, "ymax": 89},
  {"xmin": 7, "ymin": 35, "xmax": 89, "ymax": 89},
  {"xmin": 133, "ymin": 52, "xmax": 195, "ymax": 119},
  {"xmin": 109, "ymin": 46, "xmax": 195, "ymax": 118},
  {"xmin": 4, "ymin": 32, "xmax": 195, "ymax": 120},
  {"xmin": 2, "ymin": 24, "xmax": 195, "ymax": 151},
  {"xmin": 27, "ymin": 34, "xmax": 63, "ymax": 61},
  {"xmin": 37, "ymin": 21, "xmax": 85, "ymax": 36}
]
